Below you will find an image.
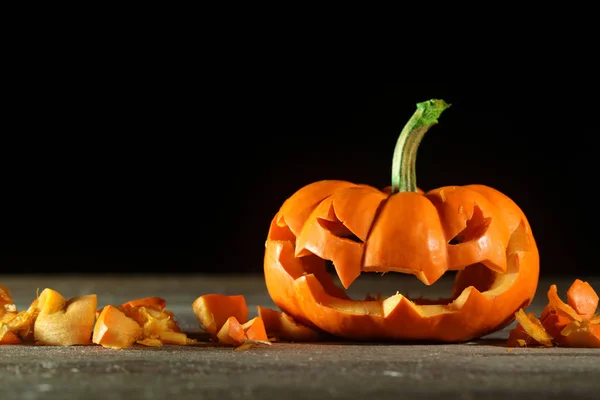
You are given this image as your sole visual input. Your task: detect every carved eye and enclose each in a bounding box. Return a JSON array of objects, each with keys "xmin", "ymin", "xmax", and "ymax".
[
  {"xmin": 449, "ymin": 205, "xmax": 491, "ymax": 245},
  {"xmin": 317, "ymin": 217, "xmax": 363, "ymax": 243}
]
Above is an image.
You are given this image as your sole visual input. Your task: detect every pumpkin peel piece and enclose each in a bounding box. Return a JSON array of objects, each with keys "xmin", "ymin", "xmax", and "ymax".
[
  {"xmin": 137, "ymin": 337, "xmax": 163, "ymax": 347},
  {"xmin": 0, "ymin": 284, "xmax": 21, "ymax": 344},
  {"xmin": 93, "ymin": 305, "xmax": 144, "ymax": 349},
  {"xmin": 217, "ymin": 316, "xmax": 247, "ymax": 346},
  {"xmin": 242, "ymin": 317, "xmax": 269, "ymax": 342},
  {"xmin": 1, "ymin": 299, "xmax": 40, "ymax": 342},
  {"xmin": 93, "ymin": 297, "xmax": 192, "ymax": 349},
  {"xmin": 215, "ymin": 315, "xmax": 272, "ymax": 350},
  {"xmin": 237, "ymin": 317, "xmax": 272, "ymax": 350},
  {"xmin": 192, "ymin": 294, "xmax": 273, "ymax": 349},
  {"xmin": 566, "ymin": 279, "xmax": 598, "ymax": 320},
  {"xmin": 547, "ymin": 284, "xmax": 582, "ymax": 322},
  {"xmin": 0, "ymin": 284, "xmax": 17, "ymax": 318},
  {"xmin": 510, "ymin": 308, "xmax": 553, "ymax": 347},
  {"xmin": 192, "ymin": 294, "xmax": 248, "ymax": 338},
  {"xmin": 0, "ymin": 322, "xmax": 22, "ymax": 344},
  {"xmin": 559, "ymin": 321, "xmax": 600, "ymax": 348},
  {"xmin": 0, "ymin": 323, "xmax": 21, "ymax": 344},
  {"xmin": 508, "ymin": 279, "xmax": 600, "ymax": 348},
  {"xmin": 121, "ymin": 296, "xmax": 167, "ymax": 312},
  {"xmin": 507, "ymin": 321, "xmax": 540, "ymax": 347},
  {"xmin": 121, "ymin": 299, "xmax": 191, "ymax": 347}
]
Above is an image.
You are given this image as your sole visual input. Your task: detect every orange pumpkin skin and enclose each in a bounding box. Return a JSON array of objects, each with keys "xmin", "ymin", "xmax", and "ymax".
[{"xmin": 264, "ymin": 180, "xmax": 539, "ymax": 342}]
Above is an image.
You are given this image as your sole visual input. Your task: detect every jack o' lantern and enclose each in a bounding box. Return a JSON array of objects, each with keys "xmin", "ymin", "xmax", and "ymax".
[{"xmin": 263, "ymin": 99, "xmax": 539, "ymax": 342}]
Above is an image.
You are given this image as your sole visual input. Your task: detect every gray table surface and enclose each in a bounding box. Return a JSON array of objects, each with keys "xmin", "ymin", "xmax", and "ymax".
[{"xmin": 1, "ymin": 273, "xmax": 598, "ymax": 400}]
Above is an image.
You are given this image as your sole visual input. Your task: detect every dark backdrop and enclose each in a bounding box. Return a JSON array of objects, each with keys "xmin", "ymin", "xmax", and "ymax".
[{"xmin": 1, "ymin": 44, "xmax": 597, "ymax": 279}]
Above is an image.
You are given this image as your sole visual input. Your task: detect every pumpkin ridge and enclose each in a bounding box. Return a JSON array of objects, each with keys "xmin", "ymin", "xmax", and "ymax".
[{"xmin": 359, "ymin": 192, "xmax": 390, "ymax": 273}]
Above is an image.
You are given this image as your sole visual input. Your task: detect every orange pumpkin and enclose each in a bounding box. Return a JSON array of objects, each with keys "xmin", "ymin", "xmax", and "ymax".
[{"xmin": 263, "ymin": 99, "xmax": 540, "ymax": 342}]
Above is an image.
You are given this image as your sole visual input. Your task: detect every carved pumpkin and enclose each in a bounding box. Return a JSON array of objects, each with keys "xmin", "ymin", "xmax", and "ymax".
[{"xmin": 263, "ymin": 99, "xmax": 540, "ymax": 342}]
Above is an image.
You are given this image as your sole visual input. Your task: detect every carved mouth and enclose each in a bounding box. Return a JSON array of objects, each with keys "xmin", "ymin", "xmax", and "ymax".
[
  {"xmin": 269, "ymin": 202, "xmax": 532, "ymax": 320},
  {"xmin": 294, "ymin": 219, "xmax": 529, "ymax": 317}
]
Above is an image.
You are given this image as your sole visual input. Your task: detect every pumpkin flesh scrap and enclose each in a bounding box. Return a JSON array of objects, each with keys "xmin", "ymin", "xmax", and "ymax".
[
  {"xmin": 34, "ymin": 289, "xmax": 98, "ymax": 346},
  {"xmin": 507, "ymin": 279, "xmax": 600, "ymax": 348},
  {"xmin": 566, "ymin": 280, "xmax": 598, "ymax": 320},
  {"xmin": 265, "ymin": 180, "xmax": 540, "ymax": 342},
  {"xmin": 93, "ymin": 305, "xmax": 143, "ymax": 349},
  {"xmin": 93, "ymin": 297, "xmax": 193, "ymax": 349},
  {"xmin": 216, "ymin": 316, "xmax": 271, "ymax": 350},
  {"xmin": 2, "ymin": 289, "xmax": 98, "ymax": 346},
  {"xmin": 192, "ymin": 294, "xmax": 248, "ymax": 337},
  {"xmin": 217, "ymin": 316, "xmax": 247, "ymax": 346},
  {"xmin": 509, "ymin": 309, "xmax": 552, "ymax": 347},
  {"xmin": 191, "ymin": 294, "xmax": 271, "ymax": 349},
  {"xmin": 0, "ymin": 284, "xmax": 21, "ymax": 344}
]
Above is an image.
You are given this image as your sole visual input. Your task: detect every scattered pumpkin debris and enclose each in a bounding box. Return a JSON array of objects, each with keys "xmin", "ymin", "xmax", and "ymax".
[
  {"xmin": 0, "ymin": 287, "xmax": 97, "ymax": 346},
  {"xmin": 93, "ymin": 296, "xmax": 195, "ymax": 349},
  {"xmin": 0, "ymin": 286, "xmax": 194, "ymax": 349},
  {"xmin": 507, "ymin": 279, "xmax": 600, "ymax": 348},
  {"xmin": 2, "ymin": 283, "xmax": 316, "ymax": 350},
  {"xmin": 192, "ymin": 294, "xmax": 248, "ymax": 338},
  {"xmin": 191, "ymin": 294, "xmax": 272, "ymax": 350}
]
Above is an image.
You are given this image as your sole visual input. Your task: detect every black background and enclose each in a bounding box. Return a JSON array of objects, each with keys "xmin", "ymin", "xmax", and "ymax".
[{"xmin": 1, "ymin": 32, "xmax": 597, "ymax": 280}]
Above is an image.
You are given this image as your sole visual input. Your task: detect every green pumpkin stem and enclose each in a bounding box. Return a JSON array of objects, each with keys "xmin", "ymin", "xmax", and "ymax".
[{"xmin": 391, "ymin": 99, "xmax": 451, "ymax": 194}]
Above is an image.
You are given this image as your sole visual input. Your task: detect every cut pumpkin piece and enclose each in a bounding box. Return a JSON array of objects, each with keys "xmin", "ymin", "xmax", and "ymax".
[
  {"xmin": 539, "ymin": 304, "xmax": 571, "ymax": 341},
  {"xmin": 507, "ymin": 322, "xmax": 538, "ymax": 347},
  {"xmin": 118, "ymin": 298, "xmax": 180, "ymax": 336},
  {"xmin": 547, "ymin": 284, "xmax": 582, "ymax": 322},
  {"xmin": 242, "ymin": 317, "xmax": 269, "ymax": 342},
  {"xmin": 257, "ymin": 306, "xmax": 323, "ymax": 342},
  {"xmin": 0, "ymin": 284, "xmax": 17, "ymax": 316},
  {"xmin": 93, "ymin": 305, "xmax": 143, "ymax": 349},
  {"xmin": 0, "ymin": 284, "xmax": 21, "ymax": 344},
  {"xmin": 192, "ymin": 294, "xmax": 248, "ymax": 337},
  {"xmin": 1, "ymin": 299, "xmax": 40, "ymax": 343},
  {"xmin": 507, "ymin": 279, "xmax": 600, "ymax": 348},
  {"xmin": 34, "ymin": 289, "xmax": 98, "ymax": 346},
  {"xmin": 93, "ymin": 297, "xmax": 195, "ymax": 349},
  {"xmin": 213, "ymin": 316, "xmax": 272, "ymax": 351},
  {"xmin": 545, "ymin": 281, "xmax": 600, "ymax": 347},
  {"xmin": 158, "ymin": 331, "xmax": 189, "ymax": 345},
  {"xmin": 216, "ymin": 316, "xmax": 247, "ymax": 346},
  {"xmin": 121, "ymin": 296, "xmax": 167, "ymax": 311},
  {"xmin": 237, "ymin": 317, "xmax": 271, "ymax": 350},
  {"xmin": 566, "ymin": 279, "xmax": 599, "ymax": 320},
  {"xmin": 559, "ymin": 320, "xmax": 600, "ymax": 348},
  {"xmin": 507, "ymin": 308, "xmax": 552, "ymax": 347}
]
